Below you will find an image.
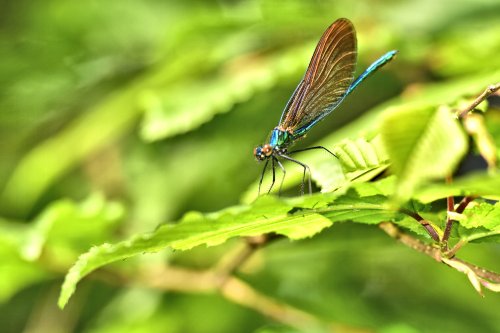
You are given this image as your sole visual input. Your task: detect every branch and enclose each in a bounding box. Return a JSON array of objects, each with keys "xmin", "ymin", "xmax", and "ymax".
[
  {"xmin": 379, "ymin": 222, "xmax": 500, "ymax": 295},
  {"xmin": 442, "ymin": 175, "xmax": 455, "ymax": 248},
  {"xmin": 445, "ymin": 195, "xmax": 478, "ymax": 255},
  {"xmin": 89, "ymin": 236, "xmax": 370, "ymax": 333},
  {"xmin": 127, "ymin": 265, "xmax": 371, "ymax": 333},
  {"xmin": 214, "ymin": 234, "xmax": 281, "ymax": 285},
  {"xmin": 457, "ymin": 83, "xmax": 500, "ymax": 118}
]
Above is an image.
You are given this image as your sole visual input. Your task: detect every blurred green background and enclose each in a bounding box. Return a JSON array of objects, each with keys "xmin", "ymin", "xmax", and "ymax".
[{"xmin": 1, "ymin": 0, "xmax": 499, "ymax": 332}]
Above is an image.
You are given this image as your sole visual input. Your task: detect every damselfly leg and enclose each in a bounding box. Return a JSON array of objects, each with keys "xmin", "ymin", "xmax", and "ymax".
[{"xmin": 279, "ymin": 154, "xmax": 312, "ymax": 195}]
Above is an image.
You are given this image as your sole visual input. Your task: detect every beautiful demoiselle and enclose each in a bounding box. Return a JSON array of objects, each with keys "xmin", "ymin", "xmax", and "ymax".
[{"xmin": 254, "ymin": 18, "xmax": 397, "ymax": 195}]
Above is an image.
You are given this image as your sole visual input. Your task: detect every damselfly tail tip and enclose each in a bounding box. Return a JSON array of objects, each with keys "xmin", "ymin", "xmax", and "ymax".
[{"xmin": 388, "ymin": 50, "xmax": 399, "ymax": 58}]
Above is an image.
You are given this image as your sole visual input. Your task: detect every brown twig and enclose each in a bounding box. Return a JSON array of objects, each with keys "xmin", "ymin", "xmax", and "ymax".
[
  {"xmin": 379, "ymin": 221, "xmax": 441, "ymax": 259},
  {"xmin": 379, "ymin": 222, "xmax": 500, "ymax": 294},
  {"xmin": 23, "ymin": 284, "xmax": 81, "ymax": 333},
  {"xmin": 457, "ymin": 83, "xmax": 500, "ymax": 119},
  {"xmin": 452, "ymin": 257, "xmax": 500, "ymax": 283},
  {"xmin": 220, "ymin": 277, "xmax": 371, "ymax": 333},
  {"xmin": 214, "ymin": 234, "xmax": 282, "ymax": 286},
  {"xmin": 442, "ymin": 196, "xmax": 477, "ymax": 256},
  {"xmin": 442, "ymin": 175, "xmax": 455, "ymax": 248},
  {"xmin": 446, "ymin": 239, "xmax": 466, "ymax": 257},
  {"xmin": 93, "ymin": 235, "xmax": 369, "ymax": 333},
  {"xmin": 455, "ymin": 196, "xmax": 476, "ymax": 214},
  {"xmin": 399, "ymin": 209, "xmax": 440, "ymax": 242},
  {"xmin": 130, "ymin": 265, "xmax": 370, "ymax": 333}
]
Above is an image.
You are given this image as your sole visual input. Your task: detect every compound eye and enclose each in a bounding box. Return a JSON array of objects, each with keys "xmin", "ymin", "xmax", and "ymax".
[
  {"xmin": 254, "ymin": 146, "xmax": 265, "ymax": 161},
  {"xmin": 262, "ymin": 144, "xmax": 273, "ymax": 156}
]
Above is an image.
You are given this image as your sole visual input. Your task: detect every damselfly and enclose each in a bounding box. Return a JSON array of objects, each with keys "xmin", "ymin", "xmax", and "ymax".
[{"xmin": 254, "ymin": 18, "xmax": 397, "ymax": 195}]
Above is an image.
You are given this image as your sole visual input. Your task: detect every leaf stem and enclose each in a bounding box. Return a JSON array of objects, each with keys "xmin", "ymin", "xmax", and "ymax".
[
  {"xmin": 442, "ymin": 175, "xmax": 455, "ymax": 248},
  {"xmin": 443, "ymin": 195, "xmax": 476, "ymax": 254},
  {"xmin": 446, "ymin": 239, "xmax": 465, "ymax": 257},
  {"xmin": 399, "ymin": 209, "xmax": 440, "ymax": 242},
  {"xmin": 457, "ymin": 83, "xmax": 500, "ymax": 118},
  {"xmin": 455, "ymin": 196, "xmax": 476, "ymax": 214}
]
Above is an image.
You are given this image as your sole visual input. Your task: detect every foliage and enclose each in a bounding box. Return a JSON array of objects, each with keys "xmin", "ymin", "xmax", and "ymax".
[{"xmin": 1, "ymin": 1, "xmax": 500, "ymax": 333}]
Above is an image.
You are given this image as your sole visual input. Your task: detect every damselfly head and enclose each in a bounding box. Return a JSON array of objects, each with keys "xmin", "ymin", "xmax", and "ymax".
[{"xmin": 254, "ymin": 144, "xmax": 273, "ymax": 161}]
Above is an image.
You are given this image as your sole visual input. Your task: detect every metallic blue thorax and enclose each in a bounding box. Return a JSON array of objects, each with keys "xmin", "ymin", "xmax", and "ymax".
[{"xmin": 269, "ymin": 128, "xmax": 293, "ymax": 148}]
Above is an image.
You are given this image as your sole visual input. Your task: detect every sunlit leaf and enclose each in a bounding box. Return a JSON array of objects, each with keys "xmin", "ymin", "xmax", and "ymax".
[
  {"xmin": 381, "ymin": 105, "xmax": 468, "ymax": 201},
  {"xmin": 458, "ymin": 202, "xmax": 500, "ymax": 231},
  {"xmin": 22, "ymin": 193, "xmax": 125, "ymax": 262},
  {"xmin": 59, "ymin": 184, "xmax": 409, "ymax": 308},
  {"xmin": 414, "ymin": 172, "xmax": 500, "ymax": 203},
  {"xmin": 0, "ymin": 220, "xmax": 50, "ymax": 302}
]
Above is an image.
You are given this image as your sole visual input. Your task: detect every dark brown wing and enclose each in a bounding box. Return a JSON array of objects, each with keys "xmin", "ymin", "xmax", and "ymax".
[{"xmin": 278, "ymin": 19, "xmax": 357, "ymax": 133}]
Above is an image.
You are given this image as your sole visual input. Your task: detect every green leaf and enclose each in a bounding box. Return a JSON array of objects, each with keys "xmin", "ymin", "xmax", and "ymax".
[
  {"xmin": 324, "ymin": 194, "xmax": 398, "ymax": 224},
  {"xmin": 22, "ymin": 193, "xmax": 125, "ymax": 262},
  {"xmin": 306, "ymin": 136, "xmax": 390, "ymax": 195},
  {"xmin": 414, "ymin": 172, "xmax": 500, "ymax": 203},
  {"xmin": 381, "ymin": 105, "xmax": 468, "ymax": 201},
  {"xmin": 0, "ymin": 194, "xmax": 124, "ymax": 302},
  {"xmin": 58, "ymin": 195, "xmax": 331, "ymax": 308},
  {"xmin": 458, "ymin": 202, "xmax": 500, "ymax": 231},
  {"xmin": 0, "ymin": 220, "xmax": 50, "ymax": 302},
  {"xmin": 350, "ymin": 175, "xmax": 396, "ymax": 197},
  {"xmin": 59, "ymin": 185, "xmax": 406, "ymax": 309},
  {"xmin": 332, "ymin": 136, "xmax": 388, "ymax": 174},
  {"xmin": 457, "ymin": 227, "xmax": 500, "ymax": 244},
  {"xmin": 324, "ymin": 136, "xmax": 389, "ymax": 190}
]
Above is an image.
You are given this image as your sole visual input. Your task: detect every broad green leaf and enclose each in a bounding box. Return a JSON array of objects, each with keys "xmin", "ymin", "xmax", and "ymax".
[
  {"xmin": 0, "ymin": 194, "xmax": 124, "ymax": 302},
  {"xmin": 332, "ymin": 136, "xmax": 388, "ymax": 174},
  {"xmin": 319, "ymin": 136, "xmax": 389, "ymax": 192},
  {"xmin": 350, "ymin": 175, "xmax": 396, "ymax": 197},
  {"xmin": 457, "ymin": 227, "xmax": 500, "ymax": 244},
  {"xmin": 22, "ymin": 193, "xmax": 124, "ymax": 262},
  {"xmin": 0, "ymin": 220, "xmax": 50, "ymax": 302},
  {"xmin": 59, "ymin": 186, "xmax": 407, "ymax": 308},
  {"xmin": 457, "ymin": 202, "xmax": 500, "ymax": 231},
  {"xmin": 414, "ymin": 172, "xmax": 500, "ymax": 203},
  {"xmin": 58, "ymin": 195, "xmax": 331, "ymax": 308},
  {"xmin": 381, "ymin": 105, "xmax": 468, "ymax": 201},
  {"xmin": 323, "ymin": 194, "xmax": 398, "ymax": 224}
]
